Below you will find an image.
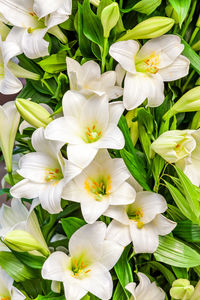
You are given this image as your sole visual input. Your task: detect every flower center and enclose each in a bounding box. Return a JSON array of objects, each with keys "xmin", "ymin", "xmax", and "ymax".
[
  {"xmin": 44, "ymin": 168, "xmax": 63, "ymax": 182},
  {"xmin": 71, "ymin": 258, "xmax": 91, "ymax": 279},
  {"xmin": 127, "ymin": 207, "xmax": 144, "ymax": 229},
  {"xmin": 1, "ymin": 297, "xmax": 11, "ymax": 300},
  {"xmin": 84, "ymin": 176, "xmax": 111, "ymax": 201},
  {"xmin": 84, "ymin": 124, "xmax": 102, "ymax": 143},
  {"xmin": 144, "ymin": 52, "xmax": 160, "ymax": 74}
]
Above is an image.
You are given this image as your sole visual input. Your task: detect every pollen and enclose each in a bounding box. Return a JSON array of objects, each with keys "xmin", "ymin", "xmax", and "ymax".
[
  {"xmin": 145, "ymin": 52, "xmax": 160, "ymax": 74},
  {"xmin": 71, "ymin": 258, "xmax": 91, "ymax": 279},
  {"xmin": 84, "ymin": 175, "xmax": 112, "ymax": 201},
  {"xmin": 1, "ymin": 297, "xmax": 11, "ymax": 300},
  {"xmin": 44, "ymin": 168, "xmax": 63, "ymax": 183},
  {"xmin": 84, "ymin": 123, "xmax": 102, "ymax": 143}
]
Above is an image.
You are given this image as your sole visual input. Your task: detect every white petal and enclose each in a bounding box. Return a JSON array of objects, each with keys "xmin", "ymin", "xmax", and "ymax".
[
  {"xmin": 127, "ymin": 175, "xmax": 143, "ymax": 192},
  {"xmin": 42, "ymin": 251, "xmax": 70, "ymax": 281},
  {"xmin": 67, "ymin": 144, "xmax": 98, "ymax": 169},
  {"xmin": 19, "ymin": 120, "xmax": 34, "ymax": 134},
  {"xmin": 10, "ymin": 179, "xmax": 41, "ymax": 199},
  {"xmin": 79, "ymin": 262, "xmax": 113, "ymax": 300},
  {"xmin": 0, "ymin": 66, "xmax": 23, "ymax": 94},
  {"xmin": 100, "ymin": 71, "xmax": 123, "ymax": 100},
  {"xmin": 100, "ymin": 240, "xmax": 124, "ymax": 270},
  {"xmin": 135, "ymin": 272, "xmax": 151, "ymax": 294},
  {"xmin": 109, "ymin": 40, "xmax": 139, "ymax": 74},
  {"xmin": 115, "ymin": 63, "xmax": 126, "ymax": 86},
  {"xmin": 69, "ymin": 222, "xmax": 106, "ymax": 260},
  {"xmin": 61, "ymin": 180, "xmax": 81, "ymax": 203},
  {"xmin": 106, "ymin": 220, "xmax": 131, "ymax": 246},
  {"xmin": 62, "ymin": 90, "xmax": 87, "ymax": 118},
  {"xmin": 12, "ymin": 286, "xmax": 26, "ymax": 300},
  {"xmin": 125, "ymin": 282, "xmax": 137, "ymax": 298},
  {"xmin": 66, "ymin": 57, "xmax": 81, "ymax": 90},
  {"xmin": 63, "ymin": 160, "xmax": 82, "ymax": 182},
  {"xmin": 109, "ymin": 101, "xmax": 124, "ymax": 124},
  {"xmin": 129, "ymin": 222, "xmax": 159, "ymax": 253},
  {"xmin": 137, "ymin": 35, "xmax": 184, "ymax": 68},
  {"xmin": 110, "ymin": 181, "xmax": 136, "ymax": 205},
  {"xmin": 81, "ymin": 60, "xmax": 101, "ymax": 82},
  {"xmin": 134, "ymin": 191, "xmax": 167, "ymax": 224},
  {"xmin": 33, "ymin": 0, "xmax": 67, "ymax": 18},
  {"xmin": 158, "ymin": 55, "xmax": 190, "ymax": 82},
  {"xmin": 39, "ymin": 180, "xmax": 64, "ymax": 214},
  {"xmin": 47, "ymin": 4, "xmax": 71, "ymax": 28},
  {"xmin": 153, "ymin": 214, "xmax": 176, "ymax": 235},
  {"xmin": 63, "ymin": 281, "xmax": 87, "ymax": 300},
  {"xmin": 0, "ymin": 268, "xmax": 12, "ymax": 296},
  {"xmin": 104, "ymin": 205, "xmax": 130, "ymax": 225},
  {"xmin": 98, "ymin": 123, "xmax": 125, "ymax": 150},
  {"xmin": 22, "ymin": 28, "xmax": 49, "ymax": 59}
]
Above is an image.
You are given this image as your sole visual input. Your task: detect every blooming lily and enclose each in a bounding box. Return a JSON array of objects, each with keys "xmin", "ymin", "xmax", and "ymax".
[
  {"xmin": 45, "ymin": 91, "xmax": 125, "ymax": 169},
  {"xmin": 66, "ymin": 57, "xmax": 123, "ymax": 100},
  {"xmin": 10, "ymin": 128, "xmax": 81, "ymax": 214},
  {"xmin": 62, "ymin": 150, "xmax": 136, "ymax": 223},
  {"xmin": 126, "ymin": 272, "xmax": 165, "ymax": 300},
  {"xmin": 0, "ymin": 0, "xmax": 72, "ymax": 59},
  {"xmin": 0, "ymin": 267, "xmax": 25, "ymax": 300},
  {"xmin": 0, "ymin": 101, "xmax": 20, "ymax": 173},
  {"xmin": 105, "ymin": 191, "xmax": 176, "ymax": 253},
  {"xmin": 42, "ymin": 222, "xmax": 124, "ymax": 300},
  {"xmin": 109, "ymin": 35, "xmax": 190, "ymax": 110},
  {"xmin": 0, "ymin": 198, "xmax": 49, "ymax": 256},
  {"xmin": 151, "ymin": 129, "xmax": 200, "ymax": 186}
]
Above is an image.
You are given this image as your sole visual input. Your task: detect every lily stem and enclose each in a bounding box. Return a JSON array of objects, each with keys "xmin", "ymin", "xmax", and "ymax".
[
  {"xmin": 8, "ymin": 171, "xmax": 14, "ymax": 186},
  {"xmin": 101, "ymin": 38, "xmax": 108, "ymax": 73},
  {"xmin": 182, "ymin": 69, "xmax": 195, "ymax": 93},
  {"xmin": 181, "ymin": 0, "xmax": 197, "ymax": 38}
]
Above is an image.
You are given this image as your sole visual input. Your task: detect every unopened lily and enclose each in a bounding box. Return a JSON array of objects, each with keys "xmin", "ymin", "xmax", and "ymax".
[
  {"xmin": 66, "ymin": 57, "xmax": 123, "ymax": 100},
  {"xmin": 0, "ymin": 198, "xmax": 49, "ymax": 256},
  {"xmin": 0, "ymin": 101, "xmax": 20, "ymax": 173},
  {"xmin": 45, "ymin": 91, "xmax": 125, "ymax": 169},
  {"xmin": 10, "ymin": 128, "xmax": 81, "ymax": 214},
  {"xmin": 0, "ymin": 0, "xmax": 72, "ymax": 59},
  {"xmin": 42, "ymin": 222, "xmax": 124, "ymax": 300},
  {"xmin": 109, "ymin": 34, "xmax": 190, "ymax": 110},
  {"xmin": 126, "ymin": 272, "xmax": 165, "ymax": 300},
  {"xmin": 0, "ymin": 267, "xmax": 25, "ymax": 300},
  {"xmin": 62, "ymin": 150, "xmax": 136, "ymax": 223},
  {"xmin": 105, "ymin": 191, "xmax": 176, "ymax": 253},
  {"xmin": 151, "ymin": 129, "xmax": 200, "ymax": 186}
]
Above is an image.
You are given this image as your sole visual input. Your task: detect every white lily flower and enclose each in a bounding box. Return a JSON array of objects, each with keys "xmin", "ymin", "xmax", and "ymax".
[
  {"xmin": 109, "ymin": 35, "xmax": 190, "ymax": 110},
  {"xmin": 126, "ymin": 272, "xmax": 165, "ymax": 300},
  {"xmin": 66, "ymin": 57, "xmax": 123, "ymax": 100},
  {"xmin": 42, "ymin": 222, "xmax": 124, "ymax": 300},
  {"xmin": 151, "ymin": 129, "xmax": 200, "ymax": 186},
  {"xmin": 0, "ymin": 267, "xmax": 25, "ymax": 300},
  {"xmin": 62, "ymin": 150, "xmax": 136, "ymax": 224},
  {"xmin": 105, "ymin": 191, "xmax": 176, "ymax": 253},
  {"xmin": 0, "ymin": 101, "xmax": 20, "ymax": 172},
  {"xmin": 10, "ymin": 128, "xmax": 81, "ymax": 214},
  {"xmin": 0, "ymin": 0, "xmax": 72, "ymax": 59},
  {"xmin": 0, "ymin": 198, "xmax": 49, "ymax": 256},
  {"xmin": 45, "ymin": 91, "xmax": 125, "ymax": 169}
]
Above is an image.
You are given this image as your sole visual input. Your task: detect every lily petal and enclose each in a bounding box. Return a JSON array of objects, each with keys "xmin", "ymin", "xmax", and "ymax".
[
  {"xmin": 100, "ymin": 240, "xmax": 124, "ymax": 270},
  {"xmin": 106, "ymin": 220, "xmax": 131, "ymax": 246}
]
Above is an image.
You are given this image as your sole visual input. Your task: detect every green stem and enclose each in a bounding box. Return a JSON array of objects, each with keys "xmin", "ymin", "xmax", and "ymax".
[
  {"xmin": 182, "ymin": 69, "xmax": 195, "ymax": 93},
  {"xmin": 8, "ymin": 172, "xmax": 14, "ymax": 186},
  {"xmin": 101, "ymin": 38, "xmax": 108, "ymax": 73},
  {"xmin": 181, "ymin": 0, "xmax": 197, "ymax": 38},
  {"xmin": 189, "ymin": 26, "xmax": 200, "ymax": 45},
  {"xmin": 119, "ymin": 0, "xmax": 123, "ymax": 9}
]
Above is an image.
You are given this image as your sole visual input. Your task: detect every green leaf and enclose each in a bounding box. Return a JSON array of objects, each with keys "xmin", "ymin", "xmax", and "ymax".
[
  {"xmin": 113, "ymin": 282, "xmax": 127, "ymax": 300},
  {"xmin": 35, "ymin": 294, "xmax": 65, "ymax": 300},
  {"xmin": 132, "ymin": 0, "xmax": 162, "ymax": 15},
  {"xmin": 138, "ymin": 124, "xmax": 151, "ymax": 164},
  {"xmin": 38, "ymin": 52, "xmax": 67, "ymax": 73},
  {"xmin": 18, "ymin": 81, "xmax": 52, "ymax": 103},
  {"xmin": 12, "ymin": 251, "xmax": 46, "ymax": 269},
  {"xmin": 174, "ymin": 220, "xmax": 200, "ymax": 242},
  {"xmin": 148, "ymin": 261, "xmax": 176, "ymax": 285},
  {"xmin": 82, "ymin": 0, "xmax": 104, "ymax": 47},
  {"xmin": 168, "ymin": 0, "xmax": 191, "ymax": 27},
  {"xmin": 61, "ymin": 217, "xmax": 86, "ymax": 239},
  {"xmin": 180, "ymin": 37, "xmax": 200, "ymax": 75},
  {"xmin": 78, "ymin": 3, "xmax": 93, "ymax": 57},
  {"xmin": 0, "ymin": 251, "xmax": 36, "ymax": 282},
  {"xmin": 154, "ymin": 235, "xmax": 200, "ymax": 267},
  {"xmin": 171, "ymin": 266, "xmax": 188, "ymax": 279},
  {"xmin": 114, "ymin": 246, "xmax": 133, "ymax": 297}
]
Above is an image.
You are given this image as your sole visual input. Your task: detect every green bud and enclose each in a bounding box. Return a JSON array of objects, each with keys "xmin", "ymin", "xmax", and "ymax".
[
  {"xmin": 118, "ymin": 17, "xmax": 175, "ymax": 41},
  {"xmin": 170, "ymin": 279, "xmax": 194, "ymax": 300},
  {"xmin": 165, "ymin": 5, "xmax": 179, "ymax": 24},
  {"xmin": 191, "ymin": 111, "xmax": 200, "ymax": 129},
  {"xmin": 8, "ymin": 61, "xmax": 40, "ymax": 81},
  {"xmin": 192, "ymin": 40, "xmax": 200, "ymax": 51},
  {"xmin": 101, "ymin": 3, "xmax": 120, "ymax": 38},
  {"xmin": 163, "ymin": 87, "xmax": 200, "ymax": 120},
  {"xmin": 48, "ymin": 25, "xmax": 68, "ymax": 44},
  {"xmin": 90, "ymin": 0, "xmax": 100, "ymax": 6},
  {"xmin": 125, "ymin": 110, "xmax": 138, "ymax": 146},
  {"xmin": 4, "ymin": 230, "xmax": 50, "ymax": 257},
  {"xmin": 190, "ymin": 281, "xmax": 200, "ymax": 300},
  {"xmin": 196, "ymin": 15, "xmax": 200, "ymax": 28},
  {"xmin": 15, "ymin": 98, "xmax": 53, "ymax": 128}
]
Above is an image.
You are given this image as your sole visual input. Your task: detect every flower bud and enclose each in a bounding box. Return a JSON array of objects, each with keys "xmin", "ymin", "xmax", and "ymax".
[
  {"xmin": 90, "ymin": 0, "xmax": 100, "ymax": 6},
  {"xmin": 101, "ymin": 3, "xmax": 120, "ymax": 38},
  {"xmin": 15, "ymin": 98, "xmax": 53, "ymax": 128},
  {"xmin": 170, "ymin": 279, "xmax": 194, "ymax": 299},
  {"xmin": 191, "ymin": 111, "xmax": 200, "ymax": 129},
  {"xmin": 125, "ymin": 110, "xmax": 139, "ymax": 146},
  {"xmin": 190, "ymin": 281, "xmax": 200, "ymax": 300},
  {"xmin": 118, "ymin": 17, "xmax": 175, "ymax": 41},
  {"xmin": 4, "ymin": 230, "xmax": 50, "ymax": 257},
  {"xmin": 163, "ymin": 87, "xmax": 200, "ymax": 120}
]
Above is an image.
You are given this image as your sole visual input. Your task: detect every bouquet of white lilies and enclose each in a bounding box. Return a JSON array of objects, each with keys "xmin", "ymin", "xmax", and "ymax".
[{"xmin": 1, "ymin": 0, "xmax": 200, "ymax": 299}]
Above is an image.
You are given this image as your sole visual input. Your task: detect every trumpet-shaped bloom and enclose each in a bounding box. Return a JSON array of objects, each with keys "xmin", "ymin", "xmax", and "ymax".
[
  {"xmin": 0, "ymin": 267, "xmax": 25, "ymax": 300},
  {"xmin": 126, "ymin": 272, "xmax": 165, "ymax": 300},
  {"xmin": 109, "ymin": 35, "xmax": 190, "ymax": 110},
  {"xmin": 42, "ymin": 222, "xmax": 124, "ymax": 300},
  {"xmin": 0, "ymin": 101, "xmax": 20, "ymax": 172},
  {"xmin": 0, "ymin": 198, "xmax": 49, "ymax": 256},
  {"xmin": 10, "ymin": 128, "xmax": 81, "ymax": 214},
  {"xmin": 45, "ymin": 91, "xmax": 125, "ymax": 169},
  {"xmin": 151, "ymin": 129, "xmax": 200, "ymax": 186},
  {"xmin": 105, "ymin": 191, "xmax": 176, "ymax": 253},
  {"xmin": 62, "ymin": 150, "xmax": 136, "ymax": 224},
  {"xmin": 66, "ymin": 57, "xmax": 123, "ymax": 100},
  {"xmin": 0, "ymin": 0, "xmax": 72, "ymax": 59}
]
